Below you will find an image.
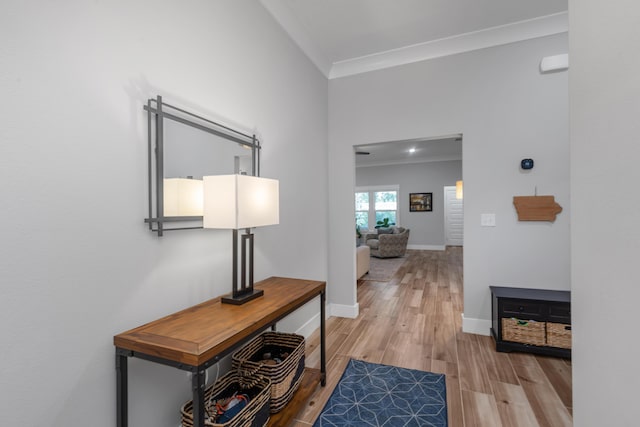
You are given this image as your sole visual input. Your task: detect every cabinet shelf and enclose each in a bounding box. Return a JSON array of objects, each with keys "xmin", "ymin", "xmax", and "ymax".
[{"xmin": 490, "ymin": 286, "xmax": 571, "ymax": 359}]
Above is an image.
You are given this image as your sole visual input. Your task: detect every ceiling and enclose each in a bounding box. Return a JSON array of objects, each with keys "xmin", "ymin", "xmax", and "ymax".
[
  {"xmin": 260, "ymin": 0, "xmax": 568, "ymax": 78},
  {"xmin": 355, "ymin": 135, "xmax": 462, "ymax": 168}
]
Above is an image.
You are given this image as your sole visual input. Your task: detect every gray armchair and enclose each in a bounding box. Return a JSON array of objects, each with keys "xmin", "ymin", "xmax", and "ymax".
[{"xmin": 365, "ymin": 227, "xmax": 410, "ymax": 258}]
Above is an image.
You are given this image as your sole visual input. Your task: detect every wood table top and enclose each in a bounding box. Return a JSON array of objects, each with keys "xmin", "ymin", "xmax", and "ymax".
[{"xmin": 114, "ymin": 276, "xmax": 325, "ymax": 366}]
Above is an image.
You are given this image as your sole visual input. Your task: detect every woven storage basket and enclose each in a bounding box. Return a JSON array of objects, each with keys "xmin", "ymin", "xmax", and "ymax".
[
  {"xmin": 502, "ymin": 318, "xmax": 546, "ymax": 346},
  {"xmin": 180, "ymin": 371, "xmax": 270, "ymax": 427},
  {"xmin": 547, "ymin": 322, "xmax": 572, "ymax": 349},
  {"xmin": 232, "ymin": 332, "xmax": 305, "ymax": 413}
]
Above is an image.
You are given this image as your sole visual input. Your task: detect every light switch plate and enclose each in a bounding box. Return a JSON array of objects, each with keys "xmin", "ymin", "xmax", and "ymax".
[{"xmin": 481, "ymin": 213, "xmax": 496, "ymax": 227}]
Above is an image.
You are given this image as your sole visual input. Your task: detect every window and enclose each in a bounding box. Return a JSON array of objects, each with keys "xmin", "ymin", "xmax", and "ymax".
[
  {"xmin": 355, "ymin": 186, "xmax": 399, "ymax": 230},
  {"xmin": 355, "ymin": 191, "xmax": 369, "ymax": 229}
]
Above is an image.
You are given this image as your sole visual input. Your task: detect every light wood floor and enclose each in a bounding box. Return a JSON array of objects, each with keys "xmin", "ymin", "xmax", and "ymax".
[{"xmin": 293, "ymin": 248, "xmax": 572, "ymax": 426}]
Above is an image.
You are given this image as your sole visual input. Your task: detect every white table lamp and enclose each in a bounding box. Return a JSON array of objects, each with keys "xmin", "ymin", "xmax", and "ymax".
[{"xmin": 203, "ymin": 174, "xmax": 279, "ymax": 304}]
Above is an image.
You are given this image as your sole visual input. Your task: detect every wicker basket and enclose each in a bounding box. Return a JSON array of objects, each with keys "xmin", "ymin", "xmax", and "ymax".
[
  {"xmin": 232, "ymin": 332, "xmax": 305, "ymax": 413},
  {"xmin": 502, "ymin": 318, "xmax": 546, "ymax": 346},
  {"xmin": 180, "ymin": 371, "xmax": 270, "ymax": 427},
  {"xmin": 547, "ymin": 322, "xmax": 572, "ymax": 349}
]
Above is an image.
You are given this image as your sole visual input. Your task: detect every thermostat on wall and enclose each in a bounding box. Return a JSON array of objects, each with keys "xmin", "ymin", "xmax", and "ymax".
[{"xmin": 520, "ymin": 158, "xmax": 534, "ymax": 170}]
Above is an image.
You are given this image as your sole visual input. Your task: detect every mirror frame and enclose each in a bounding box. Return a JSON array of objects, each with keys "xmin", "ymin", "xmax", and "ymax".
[{"xmin": 144, "ymin": 95, "xmax": 261, "ymax": 236}]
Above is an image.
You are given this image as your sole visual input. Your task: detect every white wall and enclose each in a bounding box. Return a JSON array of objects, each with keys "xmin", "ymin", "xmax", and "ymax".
[
  {"xmin": 0, "ymin": 1, "xmax": 327, "ymax": 426},
  {"xmin": 329, "ymin": 34, "xmax": 569, "ymax": 330},
  {"xmin": 570, "ymin": 0, "xmax": 640, "ymax": 424},
  {"xmin": 356, "ymin": 160, "xmax": 462, "ymax": 247}
]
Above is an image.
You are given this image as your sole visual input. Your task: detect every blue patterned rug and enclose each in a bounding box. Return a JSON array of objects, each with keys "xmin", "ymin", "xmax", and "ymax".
[{"xmin": 313, "ymin": 359, "xmax": 447, "ymax": 427}]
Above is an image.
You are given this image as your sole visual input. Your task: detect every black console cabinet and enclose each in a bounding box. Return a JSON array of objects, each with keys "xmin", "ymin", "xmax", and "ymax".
[{"xmin": 490, "ymin": 286, "xmax": 571, "ymax": 359}]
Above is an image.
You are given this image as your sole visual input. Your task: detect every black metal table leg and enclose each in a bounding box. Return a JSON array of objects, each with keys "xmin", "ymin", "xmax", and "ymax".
[
  {"xmin": 320, "ymin": 290, "xmax": 326, "ymax": 386},
  {"xmin": 192, "ymin": 368, "xmax": 206, "ymax": 427},
  {"xmin": 116, "ymin": 351, "xmax": 128, "ymax": 427}
]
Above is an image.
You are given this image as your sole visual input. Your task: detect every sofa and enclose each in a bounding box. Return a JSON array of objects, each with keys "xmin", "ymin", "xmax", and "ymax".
[
  {"xmin": 364, "ymin": 227, "xmax": 410, "ymax": 258},
  {"xmin": 356, "ymin": 245, "xmax": 370, "ymax": 278}
]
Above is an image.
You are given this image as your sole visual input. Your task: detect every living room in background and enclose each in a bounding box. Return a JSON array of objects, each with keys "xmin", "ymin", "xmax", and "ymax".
[
  {"xmin": 355, "ymin": 185, "xmax": 399, "ymax": 231},
  {"xmin": 354, "ymin": 136, "xmax": 461, "ymax": 251}
]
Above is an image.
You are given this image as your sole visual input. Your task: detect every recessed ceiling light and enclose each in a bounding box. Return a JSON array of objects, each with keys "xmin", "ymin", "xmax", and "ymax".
[{"xmin": 409, "ymin": 148, "xmax": 416, "ymax": 154}]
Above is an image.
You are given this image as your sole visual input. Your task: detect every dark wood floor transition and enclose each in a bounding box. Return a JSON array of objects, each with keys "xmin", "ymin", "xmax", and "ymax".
[{"xmin": 294, "ymin": 247, "xmax": 572, "ymax": 426}]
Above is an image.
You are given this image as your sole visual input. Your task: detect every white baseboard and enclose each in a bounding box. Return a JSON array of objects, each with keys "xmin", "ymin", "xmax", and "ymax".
[
  {"xmin": 295, "ymin": 303, "xmax": 359, "ymax": 337},
  {"xmin": 295, "ymin": 312, "xmax": 321, "ymax": 339},
  {"xmin": 407, "ymin": 244, "xmax": 446, "ymax": 251},
  {"xmin": 462, "ymin": 314, "xmax": 492, "ymax": 336},
  {"xmin": 329, "ymin": 302, "xmax": 359, "ymax": 319}
]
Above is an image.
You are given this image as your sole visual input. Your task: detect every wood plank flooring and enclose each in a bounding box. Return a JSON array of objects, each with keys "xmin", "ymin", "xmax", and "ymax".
[{"xmin": 294, "ymin": 248, "xmax": 572, "ymax": 426}]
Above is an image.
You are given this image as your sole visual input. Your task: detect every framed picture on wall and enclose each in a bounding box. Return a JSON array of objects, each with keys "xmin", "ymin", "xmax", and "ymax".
[{"xmin": 409, "ymin": 192, "xmax": 432, "ymax": 212}]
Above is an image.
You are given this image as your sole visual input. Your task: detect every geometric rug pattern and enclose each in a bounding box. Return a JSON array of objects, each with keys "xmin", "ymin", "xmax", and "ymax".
[{"xmin": 313, "ymin": 359, "xmax": 448, "ymax": 427}]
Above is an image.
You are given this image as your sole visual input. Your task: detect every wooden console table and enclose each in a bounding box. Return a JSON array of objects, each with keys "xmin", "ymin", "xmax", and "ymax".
[{"xmin": 114, "ymin": 276, "xmax": 326, "ymax": 427}]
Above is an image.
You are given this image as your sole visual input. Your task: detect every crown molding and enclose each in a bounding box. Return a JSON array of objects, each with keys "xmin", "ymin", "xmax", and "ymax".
[
  {"xmin": 356, "ymin": 155, "xmax": 462, "ymax": 169},
  {"xmin": 261, "ymin": 2, "xmax": 568, "ymax": 80},
  {"xmin": 329, "ymin": 12, "xmax": 568, "ymax": 79}
]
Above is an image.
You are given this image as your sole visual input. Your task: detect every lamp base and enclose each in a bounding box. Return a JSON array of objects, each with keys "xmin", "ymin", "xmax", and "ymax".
[{"xmin": 221, "ymin": 288, "xmax": 264, "ymax": 305}]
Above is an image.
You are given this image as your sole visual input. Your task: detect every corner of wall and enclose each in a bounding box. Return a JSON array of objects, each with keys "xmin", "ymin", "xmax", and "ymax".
[
  {"xmin": 329, "ymin": 302, "xmax": 359, "ymax": 319},
  {"xmin": 461, "ymin": 313, "xmax": 491, "ymax": 336}
]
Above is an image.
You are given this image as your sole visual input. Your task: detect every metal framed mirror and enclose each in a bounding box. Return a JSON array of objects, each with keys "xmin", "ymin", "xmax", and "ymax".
[{"xmin": 144, "ymin": 95, "xmax": 260, "ymax": 236}]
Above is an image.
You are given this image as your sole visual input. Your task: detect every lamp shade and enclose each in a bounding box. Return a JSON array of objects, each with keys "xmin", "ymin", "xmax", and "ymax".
[
  {"xmin": 203, "ymin": 174, "xmax": 279, "ymax": 229},
  {"xmin": 456, "ymin": 180, "xmax": 463, "ymax": 200},
  {"xmin": 163, "ymin": 178, "xmax": 204, "ymax": 216}
]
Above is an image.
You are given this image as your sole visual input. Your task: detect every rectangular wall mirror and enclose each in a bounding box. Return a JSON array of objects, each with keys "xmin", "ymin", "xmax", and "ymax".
[{"xmin": 144, "ymin": 95, "xmax": 261, "ymax": 236}]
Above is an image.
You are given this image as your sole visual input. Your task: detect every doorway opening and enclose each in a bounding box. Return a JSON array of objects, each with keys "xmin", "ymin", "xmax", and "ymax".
[{"xmin": 354, "ymin": 133, "xmax": 463, "ymax": 298}]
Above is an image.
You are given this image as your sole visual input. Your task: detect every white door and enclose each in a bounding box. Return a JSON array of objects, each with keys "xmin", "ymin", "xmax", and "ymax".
[{"xmin": 444, "ymin": 186, "xmax": 464, "ymax": 246}]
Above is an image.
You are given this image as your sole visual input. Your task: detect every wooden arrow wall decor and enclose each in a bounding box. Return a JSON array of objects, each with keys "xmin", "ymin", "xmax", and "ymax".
[{"xmin": 513, "ymin": 195, "xmax": 563, "ymax": 221}]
